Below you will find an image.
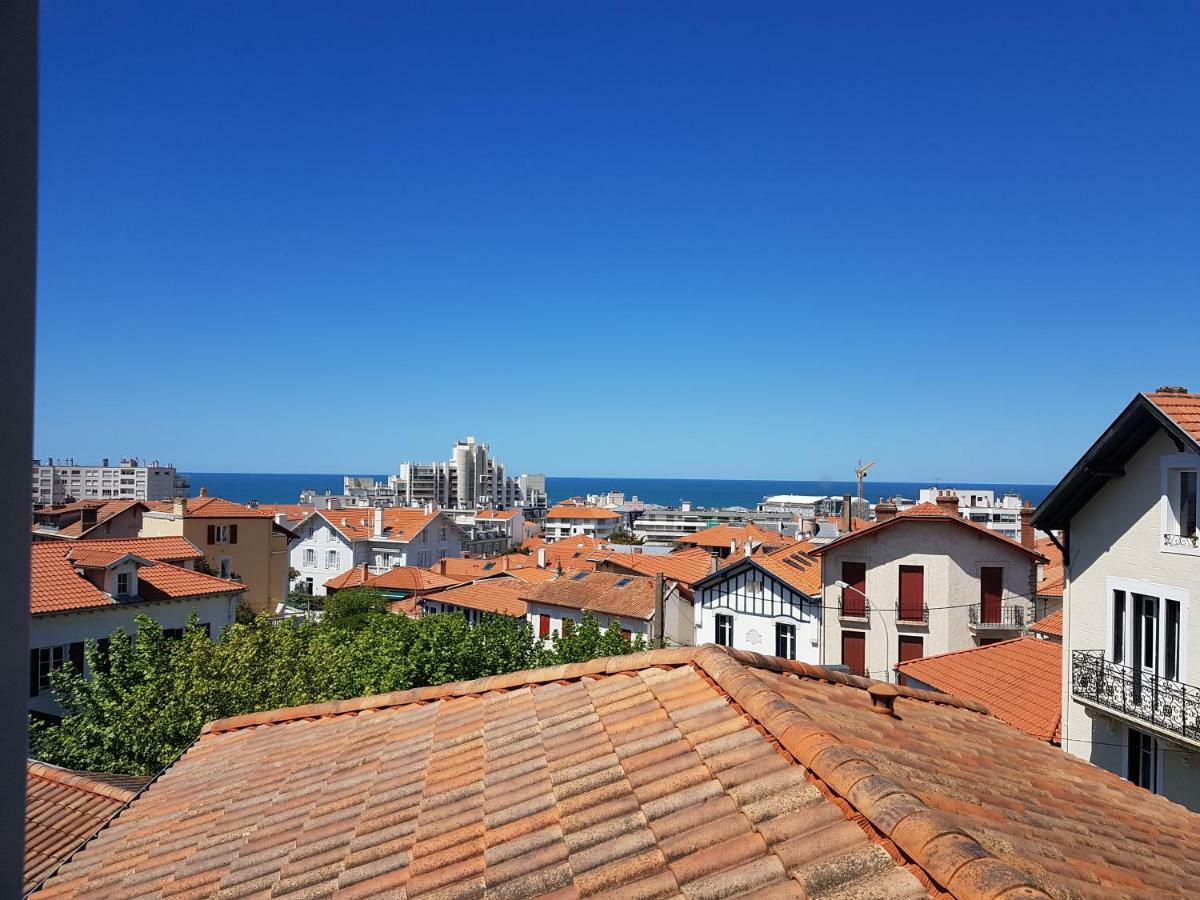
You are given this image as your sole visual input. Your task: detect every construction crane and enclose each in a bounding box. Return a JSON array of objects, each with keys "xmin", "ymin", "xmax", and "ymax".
[{"xmin": 855, "ymin": 459, "xmax": 876, "ymax": 509}]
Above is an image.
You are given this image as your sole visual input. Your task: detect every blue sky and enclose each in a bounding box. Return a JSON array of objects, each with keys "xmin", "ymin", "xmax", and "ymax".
[{"xmin": 36, "ymin": 2, "xmax": 1200, "ymax": 483}]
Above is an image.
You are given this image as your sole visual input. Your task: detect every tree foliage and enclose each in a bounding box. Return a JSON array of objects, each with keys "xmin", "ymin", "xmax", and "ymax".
[{"xmin": 30, "ymin": 607, "xmax": 644, "ymax": 775}]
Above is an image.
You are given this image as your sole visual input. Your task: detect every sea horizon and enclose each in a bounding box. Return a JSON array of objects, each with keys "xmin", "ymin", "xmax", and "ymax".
[{"xmin": 183, "ymin": 472, "xmax": 1056, "ymax": 508}]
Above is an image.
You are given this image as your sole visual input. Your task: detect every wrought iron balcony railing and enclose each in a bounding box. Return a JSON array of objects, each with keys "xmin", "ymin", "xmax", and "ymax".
[
  {"xmin": 838, "ymin": 597, "xmax": 869, "ymax": 620},
  {"xmin": 895, "ymin": 603, "xmax": 928, "ymax": 624},
  {"xmin": 1072, "ymin": 649, "xmax": 1200, "ymax": 743},
  {"xmin": 968, "ymin": 604, "xmax": 1025, "ymax": 629},
  {"xmin": 1163, "ymin": 532, "xmax": 1199, "ymax": 548}
]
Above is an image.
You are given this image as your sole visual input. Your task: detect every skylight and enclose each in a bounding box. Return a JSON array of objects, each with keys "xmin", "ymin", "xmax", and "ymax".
[
  {"xmin": 571, "ymin": 572, "xmax": 588, "ymax": 581},
  {"xmin": 614, "ymin": 577, "xmax": 633, "ymax": 588}
]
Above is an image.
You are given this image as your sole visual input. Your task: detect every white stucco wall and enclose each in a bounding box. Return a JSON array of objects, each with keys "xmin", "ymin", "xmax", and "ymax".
[
  {"xmin": 819, "ymin": 520, "xmax": 1036, "ymax": 681},
  {"xmin": 1064, "ymin": 428, "xmax": 1200, "ymax": 810},
  {"xmin": 694, "ymin": 565, "xmax": 820, "ymax": 663}
]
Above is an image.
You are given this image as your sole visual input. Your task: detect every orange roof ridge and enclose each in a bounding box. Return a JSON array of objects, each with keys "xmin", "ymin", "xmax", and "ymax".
[{"xmin": 26, "ymin": 761, "xmax": 142, "ymax": 805}]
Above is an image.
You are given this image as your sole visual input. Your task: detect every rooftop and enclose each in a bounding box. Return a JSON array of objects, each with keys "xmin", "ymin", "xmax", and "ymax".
[
  {"xmin": 1146, "ymin": 388, "xmax": 1200, "ymax": 444},
  {"xmin": 314, "ymin": 507, "xmax": 443, "ymax": 543},
  {"xmin": 520, "ymin": 570, "xmax": 661, "ymax": 621},
  {"xmin": 601, "ymin": 546, "xmax": 717, "ymax": 587},
  {"xmin": 545, "ymin": 505, "xmax": 621, "ymax": 520},
  {"xmin": 1029, "ymin": 609, "xmax": 1064, "ymax": 639},
  {"xmin": 675, "ymin": 523, "xmax": 794, "ymax": 551},
  {"xmin": 895, "ymin": 635, "xmax": 1063, "ymax": 743},
  {"xmin": 146, "ymin": 495, "xmax": 275, "ymax": 519},
  {"xmin": 34, "ymin": 646, "xmax": 1200, "ymax": 898},
  {"xmin": 367, "ymin": 566, "xmax": 460, "ymax": 592},
  {"xmin": 428, "ymin": 579, "xmax": 528, "ymax": 618}
]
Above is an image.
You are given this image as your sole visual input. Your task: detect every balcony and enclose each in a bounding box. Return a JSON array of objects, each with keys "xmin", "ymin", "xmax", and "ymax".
[
  {"xmin": 895, "ymin": 603, "xmax": 928, "ymax": 624},
  {"xmin": 968, "ymin": 604, "xmax": 1025, "ymax": 631},
  {"xmin": 838, "ymin": 597, "xmax": 869, "ymax": 621},
  {"xmin": 1163, "ymin": 532, "xmax": 1199, "ymax": 549},
  {"xmin": 1072, "ymin": 650, "xmax": 1200, "ymax": 747}
]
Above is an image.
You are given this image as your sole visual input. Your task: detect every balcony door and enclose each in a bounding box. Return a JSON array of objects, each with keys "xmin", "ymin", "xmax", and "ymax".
[
  {"xmin": 898, "ymin": 565, "xmax": 924, "ymax": 621},
  {"xmin": 980, "ymin": 567, "xmax": 1003, "ymax": 624},
  {"xmin": 841, "ymin": 562, "xmax": 866, "ymax": 617}
]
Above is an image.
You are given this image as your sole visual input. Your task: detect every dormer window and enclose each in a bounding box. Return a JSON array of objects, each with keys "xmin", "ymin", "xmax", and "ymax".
[
  {"xmin": 1179, "ymin": 470, "xmax": 1197, "ymax": 538},
  {"xmin": 116, "ymin": 572, "xmax": 131, "ymax": 596},
  {"xmin": 1163, "ymin": 458, "xmax": 1200, "ymax": 550}
]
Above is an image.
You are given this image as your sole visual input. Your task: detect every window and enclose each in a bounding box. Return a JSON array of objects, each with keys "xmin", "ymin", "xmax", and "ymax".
[
  {"xmin": 304, "ymin": 548, "xmax": 315, "ymax": 566},
  {"xmin": 1128, "ymin": 728, "xmax": 1158, "ymax": 792},
  {"xmin": 220, "ymin": 557, "xmax": 233, "ymax": 579},
  {"xmin": 1136, "ymin": 594, "xmax": 1157, "ymax": 672},
  {"xmin": 775, "ymin": 622, "xmax": 796, "ymax": 660},
  {"xmin": 897, "ymin": 635, "xmax": 924, "ymax": 684},
  {"xmin": 715, "ymin": 614, "xmax": 733, "ymax": 647},
  {"xmin": 1180, "ymin": 470, "xmax": 1198, "ymax": 537},
  {"xmin": 841, "ymin": 631, "xmax": 866, "ymax": 677},
  {"xmin": 1165, "ymin": 599, "xmax": 1181, "ymax": 681},
  {"xmin": 440, "ymin": 526, "xmax": 447, "ymax": 541},
  {"xmin": 438, "ymin": 549, "xmax": 447, "ymax": 560},
  {"xmin": 748, "ymin": 579, "xmax": 763, "ymax": 598},
  {"xmin": 1112, "ymin": 590, "xmax": 1126, "ymax": 664},
  {"xmin": 29, "ymin": 643, "xmax": 82, "ymax": 696},
  {"xmin": 116, "ymin": 572, "xmax": 130, "ymax": 596},
  {"xmin": 898, "ymin": 565, "xmax": 924, "ymax": 621},
  {"xmin": 539, "ymin": 613, "xmax": 551, "ymax": 638},
  {"xmin": 841, "ymin": 562, "xmax": 866, "ymax": 616},
  {"xmin": 325, "ymin": 550, "xmax": 338, "ymax": 569}
]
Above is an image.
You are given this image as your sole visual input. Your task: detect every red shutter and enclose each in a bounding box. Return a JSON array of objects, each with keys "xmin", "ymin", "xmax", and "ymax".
[
  {"xmin": 841, "ymin": 562, "xmax": 866, "ymax": 616},
  {"xmin": 897, "ymin": 635, "xmax": 924, "ymax": 685},
  {"xmin": 899, "ymin": 566, "xmax": 924, "ymax": 620},
  {"xmin": 229, "ymin": 524, "xmax": 238, "ymax": 545},
  {"xmin": 539, "ymin": 614, "xmax": 550, "ymax": 638},
  {"xmin": 981, "ymin": 567, "xmax": 1002, "ymax": 623},
  {"xmin": 207, "ymin": 524, "xmax": 215, "ymax": 545},
  {"xmin": 621, "ymin": 629, "xmax": 632, "ymax": 641},
  {"xmin": 841, "ymin": 631, "xmax": 866, "ymax": 677}
]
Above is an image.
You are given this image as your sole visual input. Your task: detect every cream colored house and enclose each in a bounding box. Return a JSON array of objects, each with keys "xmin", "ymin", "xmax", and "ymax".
[
  {"xmin": 140, "ymin": 492, "xmax": 289, "ymax": 614},
  {"xmin": 1035, "ymin": 388, "xmax": 1200, "ymax": 811},
  {"xmin": 814, "ymin": 495, "xmax": 1044, "ymax": 682}
]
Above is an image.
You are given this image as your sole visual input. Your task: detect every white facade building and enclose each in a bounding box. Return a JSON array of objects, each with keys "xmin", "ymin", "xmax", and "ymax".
[
  {"xmin": 632, "ymin": 501, "xmax": 795, "ymax": 546},
  {"xmin": 289, "ymin": 506, "xmax": 465, "ymax": 596},
  {"xmin": 917, "ymin": 487, "xmax": 1024, "ymax": 541},
  {"xmin": 542, "ymin": 505, "xmax": 623, "ymax": 541},
  {"xmin": 32, "ymin": 457, "xmax": 188, "ymax": 506},
  {"xmin": 1035, "ymin": 389, "xmax": 1200, "ymax": 811}
]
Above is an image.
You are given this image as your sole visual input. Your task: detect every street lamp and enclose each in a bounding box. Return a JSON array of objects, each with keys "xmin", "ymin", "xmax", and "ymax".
[{"xmin": 834, "ymin": 580, "xmax": 891, "ymax": 682}]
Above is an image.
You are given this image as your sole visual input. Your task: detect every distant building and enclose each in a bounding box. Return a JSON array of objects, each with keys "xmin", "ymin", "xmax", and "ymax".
[
  {"xmin": 632, "ymin": 501, "xmax": 796, "ymax": 546},
  {"xmin": 542, "ymin": 505, "xmax": 622, "ymax": 542},
  {"xmin": 30, "ymin": 500, "xmax": 147, "ymax": 542},
  {"xmin": 31, "ymin": 457, "xmax": 188, "ymax": 506},
  {"xmin": 916, "ymin": 487, "xmax": 1025, "ymax": 541},
  {"xmin": 519, "ymin": 571, "xmax": 692, "ymax": 646}
]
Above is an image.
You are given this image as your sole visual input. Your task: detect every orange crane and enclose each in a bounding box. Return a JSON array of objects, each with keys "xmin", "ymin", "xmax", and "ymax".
[{"xmin": 855, "ymin": 460, "xmax": 876, "ymax": 510}]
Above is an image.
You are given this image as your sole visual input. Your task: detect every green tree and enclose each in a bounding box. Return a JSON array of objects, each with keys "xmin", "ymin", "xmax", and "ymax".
[
  {"xmin": 607, "ymin": 530, "xmax": 644, "ymax": 545},
  {"xmin": 322, "ymin": 587, "xmax": 389, "ymax": 628}
]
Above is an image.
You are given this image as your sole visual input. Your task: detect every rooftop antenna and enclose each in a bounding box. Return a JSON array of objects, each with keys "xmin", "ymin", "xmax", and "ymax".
[{"xmin": 855, "ymin": 459, "xmax": 876, "ymax": 509}]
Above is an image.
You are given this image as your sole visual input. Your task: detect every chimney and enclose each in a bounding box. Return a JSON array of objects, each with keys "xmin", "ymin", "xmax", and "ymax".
[
  {"xmin": 374, "ymin": 506, "xmax": 384, "ymax": 538},
  {"xmin": 341, "ymin": 517, "xmax": 348, "ymax": 527},
  {"xmin": 249, "ymin": 499, "xmax": 259, "ymax": 509},
  {"xmin": 841, "ymin": 494, "xmax": 852, "ymax": 534},
  {"xmin": 710, "ymin": 550, "xmax": 720, "ymax": 574},
  {"xmin": 875, "ymin": 501, "xmax": 897, "ymax": 522},
  {"xmin": 867, "ymin": 683, "xmax": 899, "ymax": 718},
  {"xmin": 1020, "ymin": 500, "xmax": 1035, "ymax": 550},
  {"xmin": 729, "ymin": 538, "xmax": 737, "ymax": 556},
  {"xmin": 935, "ymin": 491, "xmax": 959, "ymax": 517},
  {"xmin": 199, "ymin": 486, "xmax": 208, "ymax": 497},
  {"xmin": 173, "ymin": 497, "xmax": 188, "ymax": 517},
  {"xmin": 654, "ymin": 573, "xmax": 665, "ymax": 648},
  {"xmin": 537, "ymin": 547, "xmax": 547, "ymax": 568},
  {"xmin": 80, "ymin": 507, "xmax": 97, "ymax": 529},
  {"xmin": 275, "ymin": 512, "xmax": 287, "ymax": 526}
]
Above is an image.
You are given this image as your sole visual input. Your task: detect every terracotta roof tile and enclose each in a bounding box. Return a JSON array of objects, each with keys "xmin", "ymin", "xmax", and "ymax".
[
  {"xmin": 24, "ymin": 761, "xmax": 148, "ymax": 894},
  {"xmin": 365, "ymin": 566, "xmax": 459, "ymax": 592},
  {"xmin": 34, "ymin": 646, "xmax": 1200, "ymax": 899},
  {"xmin": 474, "ymin": 508, "xmax": 520, "ymax": 520},
  {"xmin": 1146, "ymin": 390, "xmax": 1200, "ymax": 444},
  {"xmin": 1035, "ymin": 537, "xmax": 1064, "ymax": 599},
  {"xmin": 545, "ymin": 506, "xmax": 621, "ymax": 520},
  {"xmin": 313, "ymin": 507, "xmax": 443, "ymax": 543},
  {"xmin": 135, "ymin": 565, "xmax": 247, "ymax": 601},
  {"xmin": 31, "ymin": 500, "xmax": 146, "ymax": 538},
  {"xmin": 520, "ymin": 571, "xmax": 661, "ymax": 621},
  {"xmin": 675, "ymin": 523, "xmax": 794, "ymax": 551},
  {"xmin": 429, "ymin": 580, "xmax": 528, "ymax": 617},
  {"xmin": 324, "ymin": 564, "xmax": 373, "ymax": 591},
  {"xmin": 600, "ymin": 547, "xmax": 715, "ymax": 587},
  {"xmin": 57, "ymin": 535, "xmax": 202, "ymax": 563},
  {"xmin": 1029, "ymin": 609, "xmax": 1063, "ymax": 638},
  {"xmin": 432, "ymin": 554, "xmax": 536, "ymax": 581},
  {"xmin": 146, "ymin": 496, "xmax": 275, "ymax": 518},
  {"xmin": 895, "ymin": 636, "xmax": 1062, "ymax": 742},
  {"xmin": 715, "ymin": 542, "xmax": 822, "ymax": 596}
]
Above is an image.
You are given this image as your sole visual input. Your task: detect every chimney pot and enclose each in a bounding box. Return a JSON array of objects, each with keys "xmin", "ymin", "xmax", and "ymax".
[
  {"xmin": 875, "ymin": 501, "xmax": 898, "ymax": 522},
  {"xmin": 867, "ymin": 683, "xmax": 900, "ymax": 717},
  {"xmin": 199, "ymin": 486, "xmax": 208, "ymax": 497},
  {"xmin": 173, "ymin": 497, "xmax": 187, "ymax": 517},
  {"xmin": 935, "ymin": 492, "xmax": 960, "ymax": 517},
  {"xmin": 1020, "ymin": 502, "xmax": 1036, "ymax": 550}
]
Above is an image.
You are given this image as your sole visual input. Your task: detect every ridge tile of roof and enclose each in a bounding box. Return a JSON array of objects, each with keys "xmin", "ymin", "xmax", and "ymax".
[
  {"xmin": 316, "ymin": 507, "xmax": 442, "ymax": 543},
  {"xmin": 1145, "ymin": 390, "xmax": 1200, "ymax": 443},
  {"xmin": 366, "ymin": 566, "xmax": 460, "ymax": 592},
  {"xmin": 25, "ymin": 761, "xmax": 148, "ymax": 894},
  {"xmin": 147, "ymin": 496, "xmax": 275, "ymax": 518},
  {"xmin": 675, "ymin": 522, "xmax": 795, "ymax": 550},
  {"xmin": 895, "ymin": 635, "xmax": 1062, "ymax": 742},
  {"xmin": 39, "ymin": 645, "xmax": 1200, "ymax": 899}
]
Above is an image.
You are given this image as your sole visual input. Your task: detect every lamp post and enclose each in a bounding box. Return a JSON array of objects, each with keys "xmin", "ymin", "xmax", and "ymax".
[{"xmin": 834, "ymin": 580, "xmax": 892, "ymax": 682}]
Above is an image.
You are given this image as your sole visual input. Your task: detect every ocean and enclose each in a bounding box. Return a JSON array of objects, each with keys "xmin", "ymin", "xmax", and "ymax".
[{"xmin": 183, "ymin": 473, "xmax": 1055, "ymax": 508}]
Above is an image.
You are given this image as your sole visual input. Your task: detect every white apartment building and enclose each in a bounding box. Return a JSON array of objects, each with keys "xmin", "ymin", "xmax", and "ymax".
[
  {"xmin": 32, "ymin": 457, "xmax": 188, "ymax": 506},
  {"xmin": 917, "ymin": 487, "xmax": 1024, "ymax": 541},
  {"xmin": 542, "ymin": 505, "xmax": 623, "ymax": 541},
  {"xmin": 692, "ymin": 544, "xmax": 822, "ymax": 663},
  {"xmin": 632, "ymin": 501, "xmax": 795, "ymax": 546},
  {"xmin": 289, "ymin": 506, "xmax": 465, "ymax": 596},
  {"xmin": 815, "ymin": 495, "xmax": 1044, "ymax": 682},
  {"xmin": 1035, "ymin": 388, "xmax": 1200, "ymax": 811}
]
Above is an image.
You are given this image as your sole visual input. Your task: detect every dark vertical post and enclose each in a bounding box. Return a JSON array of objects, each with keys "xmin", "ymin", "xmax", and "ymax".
[
  {"xmin": 0, "ymin": 1, "xmax": 37, "ymax": 892},
  {"xmin": 654, "ymin": 572, "xmax": 664, "ymax": 647}
]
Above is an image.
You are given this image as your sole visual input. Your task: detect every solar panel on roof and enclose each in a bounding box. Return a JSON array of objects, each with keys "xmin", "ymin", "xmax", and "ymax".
[
  {"xmin": 482, "ymin": 562, "xmax": 495, "ymax": 571},
  {"xmin": 571, "ymin": 572, "xmax": 588, "ymax": 581}
]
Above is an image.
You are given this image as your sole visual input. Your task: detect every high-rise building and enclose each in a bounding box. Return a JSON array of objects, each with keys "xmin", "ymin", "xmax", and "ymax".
[{"xmin": 31, "ymin": 457, "xmax": 189, "ymax": 507}]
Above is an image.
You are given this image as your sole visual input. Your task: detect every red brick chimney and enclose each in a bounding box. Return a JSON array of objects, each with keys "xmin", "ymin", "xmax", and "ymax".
[
  {"xmin": 79, "ymin": 506, "xmax": 98, "ymax": 529},
  {"xmin": 875, "ymin": 501, "xmax": 897, "ymax": 522},
  {"xmin": 935, "ymin": 490, "xmax": 960, "ymax": 517},
  {"xmin": 1020, "ymin": 500, "xmax": 1035, "ymax": 550},
  {"xmin": 841, "ymin": 494, "xmax": 852, "ymax": 533}
]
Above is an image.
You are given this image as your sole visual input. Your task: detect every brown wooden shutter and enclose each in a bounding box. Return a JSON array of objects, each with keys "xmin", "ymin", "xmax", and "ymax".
[
  {"xmin": 207, "ymin": 524, "xmax": 215, "ymax": 545},
  {"xmin": 539, "ymin": 614, "xmax": 550, "ymax": 638},
  {"xmin": 897, "ymin": 635, "xmax": 924, "ymax": 685},
  {"xmin": 899, "ymin": 565, "xmax": 924, "ymax": 620},
  {"xmin": 229, "ymin": 524, "xmax": 238, "ymax": 544},
  {"xmin": 841, "ymin": 562, "xmax": 866, "ymax": 616},
  {"xmin": 841, "ymin": 631, "xmax": 866, "ymax": 677},
  {"xmin": 981, "ymin": 567, "xmax": 1002, "ymax": 623}
]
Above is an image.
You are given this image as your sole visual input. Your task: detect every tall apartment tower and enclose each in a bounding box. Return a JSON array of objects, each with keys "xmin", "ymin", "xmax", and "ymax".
[
  {"xmin": 31, "ymin": 457, "xmax": 189, "ymax": 506},
  {"xmin": 390, "ymin": 437, "xmax": 520, "ymax": 510}
]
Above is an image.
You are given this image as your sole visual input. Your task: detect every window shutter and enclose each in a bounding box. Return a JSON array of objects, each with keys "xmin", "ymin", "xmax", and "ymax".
[
  {"xmin": 69, "ymin": 642, "xmax": 85, "ymax": 673},
  {"xmin": 207, "ymin": 524, "xmax": 215, "ymax": 544},
  {"xmin": 230, "ymin": 524, "xmax": 238, "ymax": 544},
  {"xmin": 96, "ymin": 638, "xmax": 111, "ymax": 674},
  {"xmin": 29, "ymin": 649, "xmax": 39, "ymax": 697}
]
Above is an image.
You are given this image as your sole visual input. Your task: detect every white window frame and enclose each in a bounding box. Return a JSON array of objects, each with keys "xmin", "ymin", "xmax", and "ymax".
[
  {"xmin": 37, "ymin": 645, "xmax": 69, "ymax": 693},
  {"xmin": 1160, "ymin": 453, "xmax": 1200, "ymax": 556},
  {"xmin": 303, "ymin": 548, "xmax": 315, "ymax": 566},
  {"xmin": 116, "ymin": 572, "xmax": 130, "ymax": 596},
  {"xmin": 326, "ymin": 550, "xmax": 339, "ymax": 570},
  {"xmin": 1105, "ymin": 576, "xmax": 1189, "ymax": 684},
  {"xmin": 214, "ymin": 524, "xmax": 230, "ymax": 544}
]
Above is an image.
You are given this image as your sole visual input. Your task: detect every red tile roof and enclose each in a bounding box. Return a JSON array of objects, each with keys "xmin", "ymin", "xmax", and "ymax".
[
  {"xmin": 430, "ymin": 554, "xmax": 537, "ymax": 581},
  {"xmin": 600, "ymin": 546, "xmax": 716, "ymax": 586},
  {"xmin": 1146, "ymin": 389, "xmax": 1200, "ymax": 443},
  {"xmin": 31, "ymin": 500, "xmax": 146, "ymax": 538},
  {"xmin": 36, "ymin": 645, "xmax": 1200, "ymax": 899},
  {"xmin": 24, "ymin": 761, "xmax": 148, "ymax": 894},
  {"xmin": 718, "ymin": 541, "xmax": 822, "ymax": 596},
  {"xmin": 31, "ymin": 542, "xmax": 244, "ymax": 614},
  {"xmin": 813, "ymin": 501, "xmax": 1048, "ymax": 560},
  {"xmin": 1035, "ymin": 537, "xmax": 1064, "ymax": 599},
  {"xmin": 545, "ymin": 504, "xmax": 621, "ymax": 520},
  {"xmin": 147, "ymin": 496, "xmax": 275, "ymax": 518},
  {"xmin": 896, "ymin": 636, "xmax": 1062, "ymax": 742},
  {"xmin": 315, "ymin": 507, "xmax": 443, "ymax": 543},
  {"xmin": 428, "ymin": 579, "xmax": 528, "ymax": 617},
  {"xmin": 324, "ymin": 564, "xmax": 373, "ymax": 591},
  {"xmin": 474, "ymin": 508, "xmax": 520, "ymax": 520},
  {"xmin": 365, "ymin": 566, "xmax": 459, "ymax": 592},
  {"xmin": 675, "ymin": 522, "xmax": 794, "ymax": 551},
  {"xmin": 1029, "ymin": 609, "xmax": 1064, "ymax": 638},
  {"xmin": 253, "ymin": 503, "xmax": 314, "ymax": 524},
  {"xmin": 520, "ymin": 570, "xmax": 660, "ymax": 621},
  {"xmin": 499, "ymin": 565, "xmax": 560, "ymax": 584},
  {"xmin": 59, "ymin": 535, "xmax": 202, "ymax": 564}
]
